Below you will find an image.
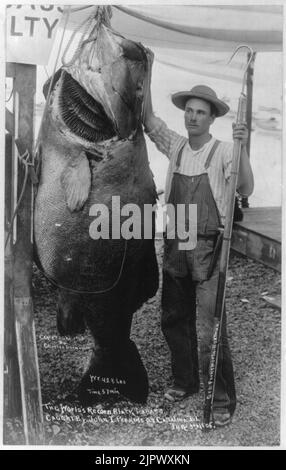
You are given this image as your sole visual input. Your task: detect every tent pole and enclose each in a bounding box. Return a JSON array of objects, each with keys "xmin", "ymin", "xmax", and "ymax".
[
  {"xmin": 242, "ymin": 51, "xmax": 256, "ymax": 208},
  {"xmin": 7, "ymin": 63, "xmax": 45, "ymax": 445}
]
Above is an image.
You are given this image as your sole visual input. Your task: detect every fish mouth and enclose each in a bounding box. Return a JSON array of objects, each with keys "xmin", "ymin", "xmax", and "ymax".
[{"xmin": 58, "ymin": 71, "xmax": 116, "ymax": 143}]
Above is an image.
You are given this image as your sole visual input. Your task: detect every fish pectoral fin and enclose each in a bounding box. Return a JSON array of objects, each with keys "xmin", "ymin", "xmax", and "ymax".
[{"xmin": 61, "ymin": 151, "xmax": 91, "ymax": 212}]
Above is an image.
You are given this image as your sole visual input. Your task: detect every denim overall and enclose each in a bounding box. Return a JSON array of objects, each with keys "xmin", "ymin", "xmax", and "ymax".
[{"xmin": 162, "ymin": 140, "xmax": 236, "ymax": 415}]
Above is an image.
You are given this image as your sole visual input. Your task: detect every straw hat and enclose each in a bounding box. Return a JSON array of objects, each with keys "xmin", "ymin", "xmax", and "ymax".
[{"xmin": 171, "ymin": 85, "xmax": 229, "ymax": 117}]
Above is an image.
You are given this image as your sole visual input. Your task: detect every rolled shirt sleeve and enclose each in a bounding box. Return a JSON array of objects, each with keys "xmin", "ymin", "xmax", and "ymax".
[
  {"xmin": 145, "ymin": 116, "xmax": 183, "ymax": 159},
  {"xmin": 145, "ymin": 118, "xmax": 243, "ymax": 218}
]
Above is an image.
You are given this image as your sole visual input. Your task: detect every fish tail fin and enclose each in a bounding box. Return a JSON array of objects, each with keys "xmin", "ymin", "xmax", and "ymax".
[{"xmin": 78, "ymin": 340, "xmax": 149, "ymax": 405}]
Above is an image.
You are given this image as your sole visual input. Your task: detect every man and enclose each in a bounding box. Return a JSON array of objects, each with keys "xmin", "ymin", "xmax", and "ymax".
[{"xmin": 143, "ymin": 63, "xmax": 254, "ymax": 427}]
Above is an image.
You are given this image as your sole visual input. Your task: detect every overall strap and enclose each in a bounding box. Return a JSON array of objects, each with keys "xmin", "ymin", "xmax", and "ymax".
[
  {"xmin": 175, "ymin": 143, "xmax": 185, "ymax": 170},
  {"xmin": 204, "ymin": 139, "xmax": 221, "ymax": 169},
  {"xmin": 175, "ymin": 139, "xmax": 221, "ymax": 172}
]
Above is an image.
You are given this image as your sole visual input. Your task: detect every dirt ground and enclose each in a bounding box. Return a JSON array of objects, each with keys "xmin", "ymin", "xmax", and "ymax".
[{"xmin": 4, "ymin": 241, "xmax": 281, "ymax": 447}]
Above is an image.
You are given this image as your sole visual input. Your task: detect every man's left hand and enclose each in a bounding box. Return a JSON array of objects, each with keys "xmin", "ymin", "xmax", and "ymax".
[{"xmin": 232, "ymin": 123, "xmax": 248, "ymax": 146}]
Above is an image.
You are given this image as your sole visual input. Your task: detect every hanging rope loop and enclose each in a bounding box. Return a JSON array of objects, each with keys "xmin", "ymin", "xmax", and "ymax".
[
  {"xmin": 61, "ymin": 5, "xmax": 113, "ymax": 68},
  {"xmin": 34, "ymin": 6, "xmax": 71, "ymax": 159},
  {"xmin": 5, "ymin": 147, "xmax": 37, "ymax": 249},
  {"xmin": 30, "ymin": 5, "xmax": 134, "ymax": 295}
]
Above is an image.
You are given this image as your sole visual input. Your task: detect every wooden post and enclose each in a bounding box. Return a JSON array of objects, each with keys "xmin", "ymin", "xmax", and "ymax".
[
  {"xmin": 4, "ymin": 132, "xmax": 22, "ymax": 423},
  {"xmin": 242, "ymin": 51, "xmax": 256, "ymax": 208},
  {"xmin": 5, "ymin": 63, "xmax": 44, "ymax": 445}
]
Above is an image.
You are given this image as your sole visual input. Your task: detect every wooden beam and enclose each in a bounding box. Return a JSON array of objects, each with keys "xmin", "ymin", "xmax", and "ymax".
[
  {"xmin": 4, "ymin": 133, "xmax": 22, "ymax": 425},
  {"xmin": 5, "ymin": 107, "xmax": 14, "ymax": 134},
  {"xmin": 6, "ymin": 62, "xmax": 16, "ymax": 78},
  {"xmin": 11, "ymin": 63, "xmax": 44, "ymax": 445},
  {"xmin": 232, "ymin": 225, "xmax": 281, "ymax": 272}
]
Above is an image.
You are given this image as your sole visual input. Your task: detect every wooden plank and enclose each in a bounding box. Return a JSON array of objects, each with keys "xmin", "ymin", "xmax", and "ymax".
[
  {"xmin": 235, "ymin": 207, "xmax": 281, "ymax": 242},
  {"xmin": 6, "ymin": 108, "xmax": 14, "ymax": 134},
  {"xmin": 4, "ymin": 133, "xmax": 22, "ymax": 424},
  {"xmin": 12, "ymin": 63, "xmax": 44, "ymax": 445},
  {"xmin": 6, "ymin": 62, "xmax": 16, "ymax": 78},
  {"xmin": 232, "ymin": 225, "xmax": 281, "ymax": 272},
  {"xmin": 232, "ymin": 206, "xmax": 282, "ymax": 271}
]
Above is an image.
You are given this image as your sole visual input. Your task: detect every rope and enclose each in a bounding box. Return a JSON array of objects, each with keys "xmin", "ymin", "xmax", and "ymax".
[
  {"xmin": 61, "ymin": 11, "xmax": 96, "ymax": 68},
  {"xmin": 44, "ymin": 66, "xmax": 49, "ymax": 79},
  {"xmin": 34, "ymin": 6, "xmax": 71, "ymax": 157},
  {"xmin": 6, "ymin": 142, "xmax": 131, "ymax": 294},
  {"xmin": 35, "ymin": 5, "xmax": 106, "ymax": 155},
  {"xmin": 5, "ymin": 5, "xmax": 130, "ymax": 294},
  {"xmin": 36, "ymin": 239, "xmax": 129, "ymax": 295},
  {"xmin": 5, "ymin": 85, "xmax": 14, "ymax": 103},
  {"xmin": 5, "ymin": 150, "xmax": 32, "ymax": 249},
  {"xmin": 68, "ymin": 5, "xmax": 95, "ymax": 13},
  {"xmin": 36, "ymin": 142, "xmax": 135, "ymax": 295},
  {"xmin": 31, "ymin": 5, "xmax": 135, "ymax": 295},
  {"xmin": 61, "ymin": 6, "xmax": 113, "ymax": 68},
  {"xmin": 4, "ymin": 7, "xmax": 67, "ymax": 249}
]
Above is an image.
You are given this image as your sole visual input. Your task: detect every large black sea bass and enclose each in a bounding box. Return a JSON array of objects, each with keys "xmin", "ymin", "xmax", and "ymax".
[{"xmin": 34, "ymin": 8, "xmax": 159, "ymax": 404}]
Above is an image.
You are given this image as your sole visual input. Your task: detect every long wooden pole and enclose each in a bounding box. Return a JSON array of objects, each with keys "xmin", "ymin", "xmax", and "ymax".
[
  {"xmin": 4, "ymin": 132, "xmax": 22, "ymax": 424},
  {"xmin": 242, "ymin": 51, "xmax": 256, "ymax": 208},
  {"xmin": 204, "ymin": 90, "xmax": 247, "ymax": 427},
  {"xmin": 203, "ymin": 46, "xmax": 253, "ymax": 427},
  {"xmin": 246, "ymin": 52, "xmax": 256, "ymax": 157},
  {"xmin": 7, "ymin": 63, "xmax": 44, "ymax": 444}
]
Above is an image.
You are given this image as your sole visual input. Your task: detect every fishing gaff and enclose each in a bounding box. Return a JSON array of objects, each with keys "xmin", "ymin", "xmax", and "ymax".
[{"xmin": 203, "ymin": 45, "xmax": 254, "ymax": 428}]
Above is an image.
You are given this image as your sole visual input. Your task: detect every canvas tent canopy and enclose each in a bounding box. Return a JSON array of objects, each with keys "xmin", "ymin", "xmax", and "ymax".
[
  {"xmin": 62, "ymin": 4, "xmax": 282, "ymax": 52},
  {"xmin": 6, "ymin": 4, "xmax": 282, "ymax": 79},
  {"xmin": 54, "ymin": 4, "xmax": 282, "ymax": 86}
]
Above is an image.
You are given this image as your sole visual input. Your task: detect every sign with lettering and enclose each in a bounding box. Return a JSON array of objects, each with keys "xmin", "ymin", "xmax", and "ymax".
[{"xmin": 6, "ymin": 4, "xmax": 64, "ymax": 65}]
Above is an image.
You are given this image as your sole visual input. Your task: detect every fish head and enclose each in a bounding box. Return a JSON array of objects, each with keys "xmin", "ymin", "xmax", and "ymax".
[{"xmin": 54, "ymin": 21, "xmax": 149, "ymax": 143}]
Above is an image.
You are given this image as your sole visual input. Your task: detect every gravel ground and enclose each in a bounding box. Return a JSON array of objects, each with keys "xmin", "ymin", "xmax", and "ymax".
[{"xmin": 4, "ymin": 241, "xmax": 281, "ymax": 447}]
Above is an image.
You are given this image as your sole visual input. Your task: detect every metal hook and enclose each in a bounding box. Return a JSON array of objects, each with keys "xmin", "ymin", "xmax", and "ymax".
[{"xmin": 228, "ymin": 45, "xmax": 254, "ymax": 94}]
